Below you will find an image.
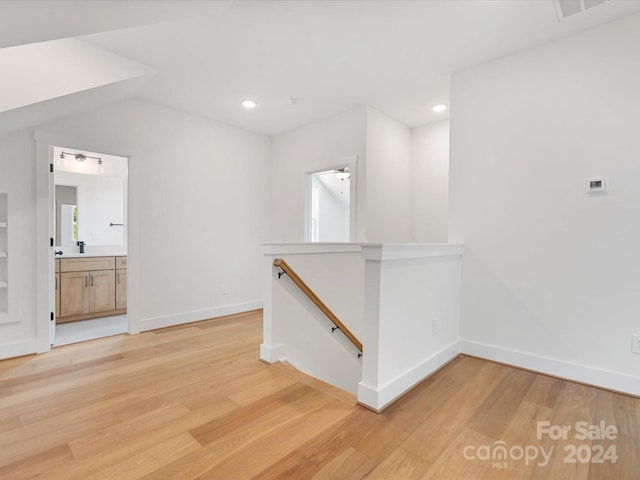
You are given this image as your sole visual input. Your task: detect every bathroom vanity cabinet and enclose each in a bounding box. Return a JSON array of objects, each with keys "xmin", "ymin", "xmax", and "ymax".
[
  {"xmin": 116, "ymin": 256, "xmax": 127, "ymax": 310},
  {"xmin": 56, "ymin": 256, "xmax": 127, "ymax": 324}
]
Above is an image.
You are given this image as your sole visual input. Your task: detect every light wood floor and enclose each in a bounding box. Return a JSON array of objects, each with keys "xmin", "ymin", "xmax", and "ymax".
[{"xmin": 0, "ymin": 310, "xmax": 637, "ymax": 479}]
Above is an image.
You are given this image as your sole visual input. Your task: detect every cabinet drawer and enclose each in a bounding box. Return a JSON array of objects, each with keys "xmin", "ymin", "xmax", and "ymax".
[
  {"xmin": 116, "ymin": 256, "xmax": 127, "ymax": 269},
  {"xmin": 61, "ymin": 256, "xmax": 115, "ymax": 272}
]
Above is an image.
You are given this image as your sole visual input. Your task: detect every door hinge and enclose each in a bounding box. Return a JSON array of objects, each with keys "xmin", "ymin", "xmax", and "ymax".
[
  {"xmin": 50, "ymin": 312, "xmax": 54, "ymax": 322},
  {"xmin": 50, "ymin": 237, "xmax": 54, "ymax": 247},
  {"xmin": 49, "ymin": 163, "xmax": 53, "ymax": 173}
]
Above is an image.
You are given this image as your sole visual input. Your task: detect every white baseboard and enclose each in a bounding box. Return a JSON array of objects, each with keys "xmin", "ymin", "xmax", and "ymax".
[
  {"xmin": 460, "ymin": 340, "xmax": 640, "ymax": 397},
  {"xmin": 136, "ymin": 300, "xmax": 263, "ymax": 332},
  {"xmin": 357, "ymin": 340, "xmax": 461, "ymax": 411},
  {"xmin": 260, "ymin": 343, "xmax": 286, "ymax": 364},
  {"xmin": 0, "ymin": 339, "xmax": 42, "ymax": 361}
]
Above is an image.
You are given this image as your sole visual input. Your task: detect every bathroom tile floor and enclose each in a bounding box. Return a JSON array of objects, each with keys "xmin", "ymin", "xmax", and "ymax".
[{"xmin": 54, "ymin": 314, "xmax": 128, "ymax": 346}]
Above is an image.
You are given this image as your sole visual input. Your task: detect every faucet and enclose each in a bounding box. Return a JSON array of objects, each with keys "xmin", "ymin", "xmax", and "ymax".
[{"xmin": 77, "ymin": 241, "xmax": 85, "ymax": 254}]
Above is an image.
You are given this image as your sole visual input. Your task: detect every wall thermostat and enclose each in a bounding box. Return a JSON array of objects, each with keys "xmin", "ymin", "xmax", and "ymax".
[{"xmin": 585, "ymin": 177, "xmax": 608, "ymax": 195}]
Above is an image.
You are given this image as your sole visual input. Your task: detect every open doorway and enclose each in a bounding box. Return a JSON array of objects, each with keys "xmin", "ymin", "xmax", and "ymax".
[
  {"xmin": 305, "ymin": 158, "xmax": 356, "ymax": 242},
  {"xmin": 52, "ymin": 145, "xmax": 129, "ymax": 346}
]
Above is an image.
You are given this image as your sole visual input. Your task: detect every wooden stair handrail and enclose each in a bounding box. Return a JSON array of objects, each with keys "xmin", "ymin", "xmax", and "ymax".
[{"xmin": 274, "ymin": 258, "xmax": 363, "ymax": 353}]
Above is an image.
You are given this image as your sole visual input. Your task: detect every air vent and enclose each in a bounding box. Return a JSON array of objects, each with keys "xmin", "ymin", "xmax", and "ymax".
[{"xmin": 554, "ymin": 0, "xmax": 609, "ymax": 21}]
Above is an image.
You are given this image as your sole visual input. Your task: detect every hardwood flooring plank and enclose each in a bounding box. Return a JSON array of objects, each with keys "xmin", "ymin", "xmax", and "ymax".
[
  {"xmin": 401, "ymin": 360, "xmax": 508, "ymax": 463},
  {"xmin": 0, "ymin": 414, "xmax": 19, "ymax": 433},
  {"xmin": 381, "ymin": 372, "xmax": 461, "ymax": 435},
  {"xmin": 197, "ymin": 400, "xmax": 354, "ymax": 480},
  {"xmin": 529, "ymin": 382, "xmax": 598, "ymax": 480},
  {"xmin": 190, "ymin": 382, "xmax": 327, "ymax": 446},
  {"xmin": 465, "ymin": 367, "xmax": 538, "ymax": 439},
  {"xmin": 68, "ymin": 402, "xmax": 192, "ymax": 458},
  {"xmin": 0, "ymin": 444, "xmax": 74, "ymax": 480},
  {"xmin": 587, "ymin": 389, "xmax": 635, "ymax": 480},
  {"xmin": 310, "ymin": 446, "xmax": 377, "ymax": 479},
  {"xmin": 300, "ymin": 407, "xmax": 388, "ymax": 466},
  {"xmin": 140, "ymin": 384, "xmax": 333, "ymax": 480},
  {"xmin": 19, "ymin": 391, "xmax": 142, "ymax": 426},
  {"xmin": 115, "ymin": 359, "xmax": 266, "ymax": 421},
  {"xmin": 420, "ymin": 427, "xmax": 500, "ymax": 479},
  {"xmin": 363, "ymin": 447, "xmax": 431, "ymax": 480},
  {"xmin": 227, "ymin": 372, "xmax": 298, "ymax": 406},
  {"xmin": 352, "ymin": 415, "xmax": 412, "ymax": 463},
  {"xmin": 40, "ymin": 433, "xmax": 201, "ymax": 480},
  {"xmin": 0, "ymin": 412, "xmax": 121, "ymax": 468},
  {"xmin": 249, "ymin": 452, "xmax": 322, "ymax": 480},
  {"xmin": 0, "ymin": 354, "xmax": 124, "ymax": 392},
  {"xmin": 523, "ymin": 374, "xmax": 566, "ymax": 409},
  {"xmin": 37, "ymin": 402, "xmax": 236, "ymax": 480},
  {"xmin": 2, "ymin": 367, "xmax": 167, "ymax": 423}
]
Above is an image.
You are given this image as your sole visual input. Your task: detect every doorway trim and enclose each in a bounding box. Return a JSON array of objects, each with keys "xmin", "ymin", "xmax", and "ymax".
[
  {"xmin": 303, "ymin": 155, "xmax": 357, "ymax": 243},
  {"xmin": 35, "ymin": 131, "xmax": 135, "ymax": 352}
]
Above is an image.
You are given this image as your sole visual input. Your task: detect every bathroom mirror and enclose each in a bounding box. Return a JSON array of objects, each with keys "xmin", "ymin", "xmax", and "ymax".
[
  {"xmin": 55, "ymin": 185, "xmax": 77, "ymax": 246},
  {"xmin": 54, "ymin": 148, "xmax": 127, "ymax": 249}
]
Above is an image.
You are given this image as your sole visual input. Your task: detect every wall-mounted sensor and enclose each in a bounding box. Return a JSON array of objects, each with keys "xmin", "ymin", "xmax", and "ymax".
[{"xmin": 585, "ymin": 177, "xmax": 608, "ymax": 195}]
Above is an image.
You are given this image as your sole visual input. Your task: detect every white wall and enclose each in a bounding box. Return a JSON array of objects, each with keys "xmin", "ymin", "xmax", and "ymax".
[
  {"xmin": 411, "ymin": 120, "xmax": 449, "ymax": 243},
  {"xmin": 450, "ymin": 14, "xmax": 640, "ymax": 394},
  {"xmin": 270, "ymin": 106, "xmax": 366, "ymax": 242},
  {"xmin": 365, "ymin": 107, "xmax": 412, "ymax": 242},
  {"xmin": 0, "ymin": 130, "xmax": 39, "ymax": 356}
]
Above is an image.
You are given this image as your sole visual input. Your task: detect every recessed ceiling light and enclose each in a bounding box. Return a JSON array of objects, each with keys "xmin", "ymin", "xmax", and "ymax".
[
  {"xmin": 432, "ymin": 103, "xmax": 447, "ymax": 113},
  {"xmin": 241, "ymin": 99, "xmax": 257, "ymax": 110}
]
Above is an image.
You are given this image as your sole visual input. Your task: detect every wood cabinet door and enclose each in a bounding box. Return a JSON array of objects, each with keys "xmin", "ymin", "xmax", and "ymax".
[
  {"xmin": 89, "ymin": 270, "xmax": 115, "ymax": 313},
  {"xmin": 116, "ymin": 256, "xmax": 127, "ymax": 269},
  {"xmin": 60, "ymin": 271, "xmax": 89, "ymax": 316},
  {"xmin": 55, "ymin": 273, "xmax": 60, "ymax": 318},
  {"xmin": 116, "ymin": 269, "xmax": 127, "ymax": 310}
]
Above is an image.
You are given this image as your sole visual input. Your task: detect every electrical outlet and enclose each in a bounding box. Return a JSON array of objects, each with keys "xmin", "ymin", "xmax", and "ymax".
[
  {"xmin": 432, "ymin": 318, "xmax": 438, "ymax": 336},
  {"xmin": 220, "ymin": 285, "xmax": 229, "ymax": 296},
  {"xmin": 632, "ymin": 334, "xmax": 640, "ymax": 354}
]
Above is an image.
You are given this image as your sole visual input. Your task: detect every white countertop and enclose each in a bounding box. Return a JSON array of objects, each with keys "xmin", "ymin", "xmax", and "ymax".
[{"xmin": 57, "ymin": 253, "xmax": 127, "ymax": 258}]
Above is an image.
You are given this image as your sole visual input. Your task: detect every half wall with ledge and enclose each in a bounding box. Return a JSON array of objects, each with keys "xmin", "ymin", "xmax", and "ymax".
[{"xmin": 261, "ymin": 242, "xmax": 463, "ymax": 411}]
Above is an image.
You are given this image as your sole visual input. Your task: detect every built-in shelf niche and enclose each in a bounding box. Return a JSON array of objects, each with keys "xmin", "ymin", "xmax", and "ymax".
[{"xmin": 0, "ymin": 193, "xmax": 7, "ymax": 317}]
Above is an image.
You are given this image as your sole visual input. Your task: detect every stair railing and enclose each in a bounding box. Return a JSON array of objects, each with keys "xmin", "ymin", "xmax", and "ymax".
[{"xmin": 274, "ymin": 258, "xmax": 363, "ymax": 355}]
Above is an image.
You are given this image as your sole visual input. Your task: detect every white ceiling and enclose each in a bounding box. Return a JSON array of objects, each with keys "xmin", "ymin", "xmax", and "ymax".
[
  {"xmin": 3, "ymin": 0, "xmax": 640, "ymax": 137},
  {"xmin": 0, "ymin": 1, "xmax": 233, "ymax": 48}
]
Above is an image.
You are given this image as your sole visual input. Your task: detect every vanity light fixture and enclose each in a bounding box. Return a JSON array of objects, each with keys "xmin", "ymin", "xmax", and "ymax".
[
  {"xmin": 335, "ymin": 167, "xmax": 350, "ymax": 181},
  {"xmin": 241, "ymin": 99, "xmax": 257, "ymax": 110},
  {"xmin": 432, "ymin": 103, "xmax": 448, "ymax": 113},
  {"xmin": 59, "ymin": 151, "xmax": 103, "ymax": 172},
  {"xmin": 60, "ymin": 151, "xmax": 101, "ymax": 162}
]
